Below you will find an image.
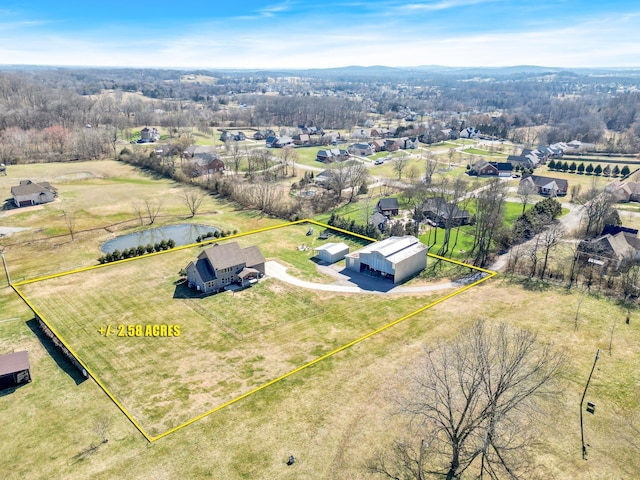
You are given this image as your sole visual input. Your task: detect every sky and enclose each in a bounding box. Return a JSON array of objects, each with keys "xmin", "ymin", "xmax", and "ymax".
[{"xmin": 1, "ymin": 0, "xmax": 640, "ymax": 69}]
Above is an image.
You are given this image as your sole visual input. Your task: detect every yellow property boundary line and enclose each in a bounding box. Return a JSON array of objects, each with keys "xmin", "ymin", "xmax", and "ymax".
[{"xmin": 12, "ymin": 219, "xmax": 496, "ymax": 442}]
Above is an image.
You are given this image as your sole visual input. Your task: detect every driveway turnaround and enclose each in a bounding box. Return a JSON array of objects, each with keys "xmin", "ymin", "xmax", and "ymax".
[{"xmin": 264, "ymin": 260, "xmax": 460, "ymax": 294}]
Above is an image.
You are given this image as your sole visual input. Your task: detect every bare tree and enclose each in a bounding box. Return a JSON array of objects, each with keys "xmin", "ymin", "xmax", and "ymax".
[
  {"xmin": 181, "ymin": 188, "xmax": 207, "ymax": 217},
  {"xmin": 93, "ymin": 416, "xmax": 111, "ymax": 444},
  {"xmin": 369, "ymin": 320, "xmax": 564, "ymax": 480},
  {"xmin": 517, "ymin": 179, "xmax": 537, "ymax": 215},
  {"xmin": 538, "ymin": 222, "xmax": 565, "ymax": 280},
  {"xmin": 424, "ymin": 151, "xmax": 438, "ymax": 185},
  {"xmin": 62, "ymin": 211, "xmax": 76, "ymax": 241},
  {"xmin": 393, "ymin": 152, "xmax": 410, "ymax": 180},
  {"xmin": 577, "ymin": 180, "xmax": 617, "ymax": 237},
  {"xmin": 347, "ymin": 162, "xmax": 368, "ymax": 203},
  {"xmin": 279, "ymin": 145, "xmax": 298, "ymax": 177},
  {"xmin": 144, "ymin": 199, "xmax": 163, "ymax": 225},
  {"xmin": 132, "ymin": 202, "xmax": 145, "ymax": 226},
  {"xmin": 229, "ymin": 141, "xmax": 243, "ymax": 174},
  {"xmin": 328, "ymin": 162, "xmax": 351, "ymax": 202},
  {"xmin": 471, "ymin": 179, "xmax": 507, "ymax": 267}
]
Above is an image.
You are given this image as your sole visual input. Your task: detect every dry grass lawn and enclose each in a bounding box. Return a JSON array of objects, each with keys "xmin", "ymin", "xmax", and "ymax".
[
  {"xmin": 0, "ymin": 160, "xmax": 639, "ymax": 480},
  {"xmin": 15, "ymin": 226, "xmax": 454, "ymax": 438}
]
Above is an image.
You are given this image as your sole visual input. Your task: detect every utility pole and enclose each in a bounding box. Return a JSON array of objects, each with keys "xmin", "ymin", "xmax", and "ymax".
[
  {"xmin": 0, "ymin": 251, "xmax": 11, "ymax": 286},
  {"xmin": 580, "ymin": 349, "xmax": 600, "ymax": 460}
]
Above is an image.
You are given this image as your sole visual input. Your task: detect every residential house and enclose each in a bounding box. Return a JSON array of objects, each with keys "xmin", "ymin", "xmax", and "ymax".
[
  {"xmin": 220, "ymin": 131, "xmax": 246, "ymax": 142},
  {"xmin": 316, "ymin": 148, "xmax": 349, "ymax": 163},
  {"xmin": 537, "ymin": 144, "xmax": 564, "ymax": 158},
  {"xmin": 273, "ymin": 136, "xmax": 294, "ymax": 148},
  {"xmin": 384, "ymin": 139, "xmax": 401, "ymax": 152},
  {"xmin": 495, "ymin": 162, "xmax": 513, "ymax": 177},
  {"xmin": 351, "ymin": 128, "xmax": 371, "ymax": 139},
  {"xmin": 470, "ymin": 159, "xmax": 499, "ymax": 176},
  {"xmin": 369, "ymin": 211, "xmax": 389, "ymax": 232},
  {"xmin": 11, "ymin": 180, "xmax": 57, "ymax": 207},
  {"xmin": 577, "ymin": 231, "xmax": 640, "ymax": 272},
  {"xmin": 371, "ymin": 139, "xmax": 386, "ymax": 152},
  {"xmin": 348, "ymin": 143, "xmax": 375, "ymax": 156},
  {"xmin": 442, "ymin": 128, "xmax": 459, "ymax": 140},
  {"xmin": 460, "ymin": 127, "xmax": 480, "ymax": 138},
  {"xmin": 321, "ymin": 132, "xmax": 341, "ymax": 145},
  {"xmin": 293, "ymin": 134, "xmax": 310, "ymax": 146},
  {"xmin": 508, "ymin": 149, "xmax": 546, "ymax": 169},
  {"xmin": 313, "ymin": 242, "xmax": 349, "ymax": 264},
  {"xmin": 370, "ymin": 127, "xmax": 394, "ymax": 138},
  {"xmin": 376, "ymin": 197, "xmax": 400, "ymax": 217},
  {"xmin": 345, "ymin": 235, "xmax": 427, "ymax": 284},
  {"xmin": 519, "ymin": 174, "xmax": 568, "ymax": 196},
  {"xmin": 140, "ymin": 127, "xmax": 160, "ymax": 143},
  {"xmin": 606, "ymin": 181, "xmax": 640, "ymax": 203},
  {"xmin": 204, "ymin": 158, "xmax": 225, "ymax": 174},
  {"xmin": 185, "ymin": 242, "xmax": 265, "ymax": 294},
  {"xmin": 314, "ymin": 170, "xmax": 336, "ymax": 187},
  {"xmin": 404, "ymin": 137, "xmax": 419, "ymax": 149},
  {"xmin": 422, "ymin": 197, "xmax": 471, "ymax": 228}
]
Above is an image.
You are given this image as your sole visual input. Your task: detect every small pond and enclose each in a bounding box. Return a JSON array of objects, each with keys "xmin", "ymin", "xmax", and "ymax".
[{"xmin": 101, "ymin": 224, "xmax": 218, "ymax": 254}]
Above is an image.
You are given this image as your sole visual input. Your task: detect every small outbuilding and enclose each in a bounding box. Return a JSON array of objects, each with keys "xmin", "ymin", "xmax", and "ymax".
[
  {"xmin": 313, "ymin": 242, "xmax": 349, "ymax": 264},
  {"xmin": 0, "ymin": 351, "xmax": 31, "ymax": 389}
]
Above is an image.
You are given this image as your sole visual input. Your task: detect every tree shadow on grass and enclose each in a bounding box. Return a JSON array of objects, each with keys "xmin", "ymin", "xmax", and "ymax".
[
  {"xmin": 517, "ymin": 277, "xmax": 553, "ymax": 292},
  {"xmin": 25, "ymin": 318, "xmax": 87, "ymax": 386}
]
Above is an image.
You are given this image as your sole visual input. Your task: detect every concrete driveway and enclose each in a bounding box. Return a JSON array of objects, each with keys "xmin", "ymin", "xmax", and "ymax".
[{"xmin": 264, "ymin": 260, "xmax": 459, "ymax": 295}]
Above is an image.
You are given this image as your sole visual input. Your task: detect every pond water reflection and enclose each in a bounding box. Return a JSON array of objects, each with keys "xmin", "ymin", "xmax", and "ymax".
[{"xmin": 101, "ymin": 224, "xmax": 218, "ymax": 254}]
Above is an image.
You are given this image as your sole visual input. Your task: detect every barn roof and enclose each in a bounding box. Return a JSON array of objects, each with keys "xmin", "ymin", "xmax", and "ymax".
[
  {"xmin": 0, "ymin": 351, "xmax": 30, "ymax": 376},
  {"xmin": 314, "ymin": 242, "xmax": 349, "ymax": 255},
  {"xmin": 357, "ymin": 236, "xmax": 426, "ymax": 263}
]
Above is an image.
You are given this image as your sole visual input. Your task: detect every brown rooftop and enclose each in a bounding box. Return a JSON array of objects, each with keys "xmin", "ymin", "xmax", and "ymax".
[{"xmin": 0, "ymin": 351, "xmax": 30, "ymax": 377}]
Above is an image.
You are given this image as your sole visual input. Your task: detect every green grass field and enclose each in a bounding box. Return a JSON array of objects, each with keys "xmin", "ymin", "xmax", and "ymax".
[
  {"xmin": 14, "ymin": 223, "xmax": 462, "ymax": 438},
  {"xmin": 2, "ymin": 159, "xmax": 640, "ymax": 480}
]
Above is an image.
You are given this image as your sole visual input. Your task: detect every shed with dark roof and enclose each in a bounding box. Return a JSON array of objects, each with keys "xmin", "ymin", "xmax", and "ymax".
[{"xmin": 0, "ymin": 351, "xmax": 31, "ymax": 389}]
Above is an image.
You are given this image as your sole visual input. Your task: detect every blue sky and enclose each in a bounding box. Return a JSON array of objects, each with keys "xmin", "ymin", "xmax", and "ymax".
[{"xmin": 1, "ymin": 0, "xmax": 640, "ymax": 69}]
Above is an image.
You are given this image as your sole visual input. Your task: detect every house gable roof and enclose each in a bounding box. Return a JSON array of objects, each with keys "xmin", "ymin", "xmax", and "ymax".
[
  {"xmin": 522, "ymin": 174, "xmax": 568, "ymax": 191},
  {"xmin": 377, "ymin": 197, "xmax": 399, "ymax": 211},
  {"xmin": 11, "ymin": 180, "xmax": 57, "ymax": 196}
]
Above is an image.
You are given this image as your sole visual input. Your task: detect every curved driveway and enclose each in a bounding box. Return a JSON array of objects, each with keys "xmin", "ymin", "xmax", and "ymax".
[{"xmin": 264, "ymin": 260, "xmax": 464, "ymax": 295}]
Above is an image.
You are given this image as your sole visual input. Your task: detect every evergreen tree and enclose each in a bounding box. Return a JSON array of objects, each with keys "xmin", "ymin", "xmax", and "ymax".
[
  {"xmin": 577, "ymin": 163, "xmax": 585, "ymax": 174},
  {"xmin": 621, "ymin": 165, "xmax": 630, "ymax": 177},
  {"xmin": 594, "ymin": 164, "xmax": 603, "ymax": 176},
  {"xmin": 569, "ymin": 162, "xmax": 577, "ymax": 173},
  {"xmin": 603, "ymin": 165, "xmax": 611, "ymax": 177},
  {"xmin": 612, "ymin": 165, "xmax": 620, "ymax": 177},
  {"xmin": 586, "ymin": 163, "xmax": 594, "ymax": 175},
  {"xmin": 561, "ymin": 161, "xmax": 569, "ymax": 172},
  {"xmin": 547, "ymin": 159, "xmax": 556, "ymax": 170}
]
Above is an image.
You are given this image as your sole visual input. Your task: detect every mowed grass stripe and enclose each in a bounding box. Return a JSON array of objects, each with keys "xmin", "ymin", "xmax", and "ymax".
[{"xmin": 17, "ymin": 221, "xmax": 490, "ymax": 438}]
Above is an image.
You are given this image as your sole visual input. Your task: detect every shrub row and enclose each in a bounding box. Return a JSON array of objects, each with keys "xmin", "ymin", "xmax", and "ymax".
[
  {"xmin": 98, "ymin": 239, "xmax": 176, "ymax": 264},
  {"xmin": 547, "ymin": 160, "xmax": 631, "ymax": 177}
]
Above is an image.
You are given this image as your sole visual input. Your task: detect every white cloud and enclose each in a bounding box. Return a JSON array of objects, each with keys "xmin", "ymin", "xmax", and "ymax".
[{"xmin": 1, "ymin": 9, "xmax": 639, "ymax": 69}]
